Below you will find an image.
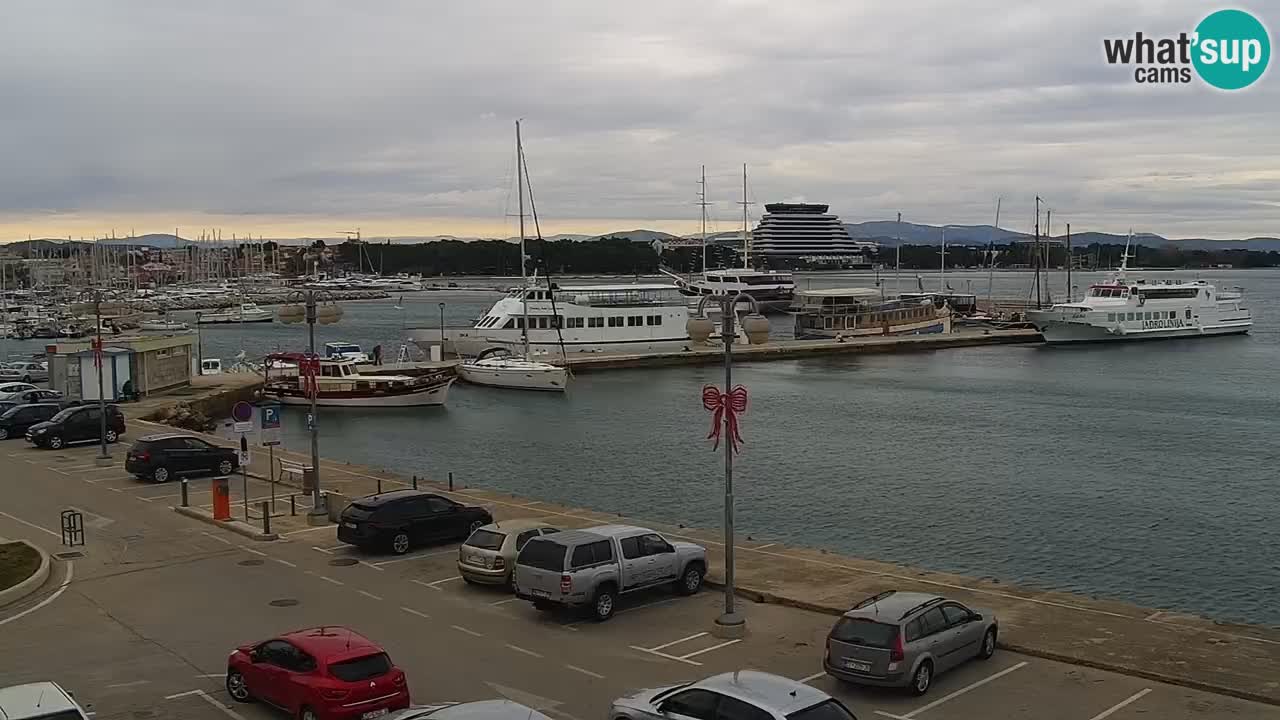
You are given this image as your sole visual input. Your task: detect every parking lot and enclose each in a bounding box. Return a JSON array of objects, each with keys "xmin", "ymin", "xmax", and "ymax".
[{"xmin": 3, "ymin": 439, "xmax": 1278, "ymax": 720}]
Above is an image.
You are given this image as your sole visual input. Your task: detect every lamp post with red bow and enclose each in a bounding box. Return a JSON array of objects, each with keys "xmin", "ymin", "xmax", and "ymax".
[{"xmin": 687, "ymin": 291, "xmax": 770, "ymax": 638}]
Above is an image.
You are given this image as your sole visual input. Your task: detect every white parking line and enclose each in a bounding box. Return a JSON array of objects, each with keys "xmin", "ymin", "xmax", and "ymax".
[
  {"xmin": 565, "ymin": 665, "xmax": 605, "ymax": 680},
  {"xmin": 282, "ymin": 524, "xmax": 335, "ymax": 536},
  {"xmin": 196, "ymin": 690, "xmax": 246, "ymax": 720},
  {"xmin": 797, "ymin": 672, "xmax": 826, "ymax": 684},
  {"xmin": 201, "ymin": 531, "xmax": 234, "ymax": 545},
  {"xmin": 1087, "ymin": 688, "xmax": 1152, "ymax": 720},
  {"xmin": 271, "ymin": 558, "xmax": 297, "ymax": 568},
  {"xmin": 565, "ymin": 595, "xmax": 686, "ymax": 627},
  {"xmin": 165, "ymin": 690, "xmax": 203, "ymax": 700},
  {"xmin": 649, "ymin": 632, "xmax": 708, "ymax": 652},
  {"xmin": 358, "ymin": 590, "xmax": 384, "ymax": 601},
  {"xmin": 451, "ymin": 624, "xmax": 484, "ymax": 637},
  {"xmin": 506, "ymin": 643, "xmax": 543, "ymax": 658},
  {"xmin": 628, "ymin": 645, "xmax": 703, "ymax": 666},
  {"xmin": 678, "ymin": 639, "xmax": 741, "ymax": 660},
  {"xmin": 401, "ymin": 607, "xmax": 431, "ymax": 620},
  {"xmin": 105, "ymin": 680, "xmax": 151, "ymax": 689},
  {"xmin": 373, "ymin": 548, "xmax": 459, "ymax": 566},
  {"xmin": 875, "ymin": 661, "xmax": 1028, "ymax": 719},
  {"xmin": 411, "ymin": 576, "xmax": 462, "ymax": 590},
  {"xmin": 305, "ymin": 571, "xmax": 345, "ymax": 586},
  {"xmin": 490, "ymin": 597, "xmax": 520, "ymax": 606},
  {"xmin": 240, "ymin": 547, "xmax": 268, "ymax": 557},
  {"xmin": 311, "ymin": 546, "xmax": 334, "ymax": 554},
  {"xmin": 0, "ymin": 510, "xmax": 62, "ymax": 539}
]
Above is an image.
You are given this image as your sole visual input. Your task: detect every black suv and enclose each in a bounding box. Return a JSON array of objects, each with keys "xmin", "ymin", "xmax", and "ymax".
[
  {"xmin": 126, "ymin": 433, "xmax": 239, "ymax": 483},
  {"xmin": 0, "ymin": 403, "xmax": 63, "ymax": 440},
  {"xmin": 337, "ymin": 490, "xmax": 494, "ymax": 554},
  {"xmin": 27, "ymin": 404, "xmax": 126, "ymax": 449}
]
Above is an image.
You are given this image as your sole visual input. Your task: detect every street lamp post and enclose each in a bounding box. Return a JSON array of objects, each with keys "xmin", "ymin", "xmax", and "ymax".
[
  {"xmin": 438, "ymin": 302, "xmax": 446, "ymax": 358},
  {"xmin": 687, "ymin": 292, "xmax": 769, "ymax": 638},
  {"xmin": 94, "ymin": 291, "xmax": 110, "ymax": 461},
  {"xmin": 278, "ymin": 290, "xmax": 343, "ymax": 523},
  {"xmin": 195, "ymin": 312, "xmax": 203, "ymax": 371}
]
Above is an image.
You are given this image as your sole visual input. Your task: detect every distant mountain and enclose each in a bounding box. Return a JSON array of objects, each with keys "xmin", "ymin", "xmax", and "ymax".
[
  {"xmin": 846, "ymin": 222, "xmax": 1280, "ymax": 251},
  {"xmin": 95, "ymin": 233, "xmax": 194, "ymax": 248}
]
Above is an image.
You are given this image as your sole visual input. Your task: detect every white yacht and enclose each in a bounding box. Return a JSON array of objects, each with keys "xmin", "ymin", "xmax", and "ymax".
[
  {"xmin": 411, "ymin": 282, "xmax": 691, "ymax": 357},
  {"xmin": 198, "ymin": 302, "xmax": 273, "ymax": 324},
  {"xmin": 1026, "ymin": 244, "xmax": 1251, "ymax": 343},
  {"xmin": 457, "ymin": 347, "xmax": 568, "ymax": 391}
]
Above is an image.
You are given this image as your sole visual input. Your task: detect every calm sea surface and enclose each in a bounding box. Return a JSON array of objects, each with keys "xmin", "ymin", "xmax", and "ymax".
[{"xmin": 8, "ymin": 268, "xmax": 1278, "ymax": 625}]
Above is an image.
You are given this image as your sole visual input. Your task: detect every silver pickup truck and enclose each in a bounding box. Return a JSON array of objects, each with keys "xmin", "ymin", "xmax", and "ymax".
[{"xmin": 513, "ymin": 524, "xmax": 707, "ymax": 621}]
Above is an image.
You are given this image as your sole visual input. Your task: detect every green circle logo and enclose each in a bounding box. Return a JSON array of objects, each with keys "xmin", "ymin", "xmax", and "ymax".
[{"xmin": 1192, "ymin": 9, "xmax": 1271, "ymax": 90}]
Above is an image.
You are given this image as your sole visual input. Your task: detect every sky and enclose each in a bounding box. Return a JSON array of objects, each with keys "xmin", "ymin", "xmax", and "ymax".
[{"xmin": 1, "ymin": 0, "xmax": 1276, "ymax": 242}]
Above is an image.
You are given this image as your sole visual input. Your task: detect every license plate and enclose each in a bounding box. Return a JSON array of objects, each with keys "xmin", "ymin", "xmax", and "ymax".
[
  {"xmin": 531, "ymin": 589, "xmax": 551, "ymax": 599},
  {"xmin": 342, "ymin": 522, "xmax": 357, "ymax": 529},
  {"xmin": 844, "ymin": 660, "xmax": 871, "ymax": 672},
  {"xmin": 362, "ymin": 710, "xmax": 388, "ymax": 720}
]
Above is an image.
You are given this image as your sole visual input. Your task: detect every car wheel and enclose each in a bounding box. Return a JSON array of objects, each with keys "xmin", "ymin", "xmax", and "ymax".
[
  {"xmin": 225, "ymin": 669, "xmax": 252, "ymax": 703},
  {"xmin": 105, "ymin": 429, "xmax": 118, "ymax": 443},
  {"xmin": 0, "ymin": 427, "xmax": 8, "ymax": 440},
  {"xmin": 910, "ymin": 661, "xmax": 933, "ymax": 696},
  {"xmin": 676, "ymin": 563, "xmax": 704, "ymax": 596},
  {"xmin": 391, "ymin": 531, "xmax": 411, "ymax": 554},
  {"xmin": 217, "ymin": 459, "xmax": 234, "ymax": 475},
  {"xmin": 152, "ymin": 466, "xmax": 171, "ymax": 483},
  {"xmin": 47, "ymin": 435, "xmax": 63, "ymax": 450},
  {"xmin": 299, "ymin": 706, "xmax": 319, "ymax": 720},
  {"xmin": 592, "ymin": 586, "xmax": 617, "ymax": 622},
  {"xmin": 980, "ymin": 627, "xmax": 997, "ymax": 660}
]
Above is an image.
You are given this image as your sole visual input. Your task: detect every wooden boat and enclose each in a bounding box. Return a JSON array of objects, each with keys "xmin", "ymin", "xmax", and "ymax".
[{"xmin": 263, "ymin": 353, "xmax": 454, "ymax": 407}]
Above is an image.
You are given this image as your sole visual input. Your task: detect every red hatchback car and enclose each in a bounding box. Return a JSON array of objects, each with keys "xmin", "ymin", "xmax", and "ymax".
[{"xmin": 226, "ymin": 627, "xmax": 410, "ymax": 720}]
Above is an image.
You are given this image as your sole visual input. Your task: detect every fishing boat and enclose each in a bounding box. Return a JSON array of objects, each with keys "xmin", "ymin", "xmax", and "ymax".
[
  {"xmin": 791, "ymin": 288, "xmax": 952, "ymax": 339},
  {"xmin": 1026, "ymin": 236, "xmax": 1252, "ymax": 343},
  {"xmin": 197, "ymin": 302, "xmax": 273, "ymax": 324},
  {"xmin": 262, "ymin": 353, "xmax": 455, "ymax": 407},
  {"xmin": 139, "ymin": 315, "xmax": 189, "ymax": 331}
]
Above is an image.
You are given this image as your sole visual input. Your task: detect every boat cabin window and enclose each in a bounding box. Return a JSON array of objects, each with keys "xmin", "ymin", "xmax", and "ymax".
[
  {"xmin": 565, "ymin": 317, "xmax": 585, "ymax": 329},
  {"xmin": 627, "ymin": 315, "xmax": 642, "ymax": 327},
  {"xmin": 608, "ymin": 316, "xmax": 623, "ymax": 327},
  {"xmin": 589, "ymin": 317, "xmax": 604, "ymax": 328},
  {"xmin": 646, "ymin": 315, "xmax": 662, "ymax": 325}
]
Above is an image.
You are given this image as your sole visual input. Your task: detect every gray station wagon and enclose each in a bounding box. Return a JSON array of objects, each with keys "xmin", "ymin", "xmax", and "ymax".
[{"xmin": 824, "ymin": 590, "xmax": 997, "ymax": 695}]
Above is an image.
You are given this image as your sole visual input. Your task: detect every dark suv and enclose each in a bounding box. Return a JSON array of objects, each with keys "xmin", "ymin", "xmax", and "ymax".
[
  {"xmin": 0, "ymin": 403, "xmax": 64, "ymax": 441},
  {"xmin": 27, "ymin": 404, "xmax": 126, "ymax": 449},
  {"xmin": 338, "ymin": 490, "xmax": 493, "ymax": 554},
  {"xmin": 126, "ymin": 433, "xmax": 238, "ymax": 483}
]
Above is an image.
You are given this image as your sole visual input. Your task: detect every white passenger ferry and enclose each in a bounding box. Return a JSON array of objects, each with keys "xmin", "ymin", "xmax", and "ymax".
[
  {"xmin": 1026, "ymin": 249, "xmax": 1251, "ymax": 343},
  {"xmin": 409, "ymin": 282, "xmax": 691, "ymax": 357}
]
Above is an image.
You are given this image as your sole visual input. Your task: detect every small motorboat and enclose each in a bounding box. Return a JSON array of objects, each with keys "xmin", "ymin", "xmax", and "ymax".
[{"xmin": 139, "ymin": 316, "xmax": 189, "ymax": 331}]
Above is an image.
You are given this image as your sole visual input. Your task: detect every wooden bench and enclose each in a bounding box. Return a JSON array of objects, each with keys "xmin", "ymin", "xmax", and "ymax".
[{"xmin": 277, "ymin": 459, "xmax": 314, "ymax": 487}]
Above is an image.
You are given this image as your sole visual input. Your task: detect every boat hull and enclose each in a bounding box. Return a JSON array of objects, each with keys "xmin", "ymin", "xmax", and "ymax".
[
  {"xmin": 410, "ymin": 328, "xmax": 691, "ymax": 357},
  {"xmin": 458, "ymin": 363, "xmax": 567, "ymax": 391},
  {"xmin": 265, "ymin": 379, "xmax": 455, "ymax": 407},
  {"xmin": 1030, "ymin": 317, "xmax": 1252, "ymax": 344},
  {"xmin": 795, "ymin": 315, "xmax": 951, "ymax": 339},
  {"xmin": 198, "ymin": 315, "xmax": 273, "ymax": 324}
]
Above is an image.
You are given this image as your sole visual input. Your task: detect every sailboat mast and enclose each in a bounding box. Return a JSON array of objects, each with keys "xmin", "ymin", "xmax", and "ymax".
[
  {"xmin": 895, "ymin": 212, "xmax": 901, "ymax": 294},
  {"xmin": 699, "ymin": 165, "xmax": 707, "ymax": 274},
  {"xmin": 940, "ymin": 227, "xmax": 946, "ymax": 292},
  {"xmin": 987, "ymin": 197, "xmax": 1000, "ymax": 307},
  {"xmin": 740, "ymin": 164, "xmax": 749, "ymax": 270},
  {"xmin": 516, "ymin": 120, "xmax": 530, "ymax": 360}
]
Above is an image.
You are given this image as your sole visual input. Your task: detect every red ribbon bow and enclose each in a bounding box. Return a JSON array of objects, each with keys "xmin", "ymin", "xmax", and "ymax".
[{"xmin": 702, "ymin": 384, "xmax": 748, "ymax": 453}]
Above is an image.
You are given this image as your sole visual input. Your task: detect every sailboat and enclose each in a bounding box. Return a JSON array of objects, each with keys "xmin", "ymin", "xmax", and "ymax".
[
  {"xmin": 457, "ymin": 121, "xmax": 569, "ymax": 392},
  {"xmin": 659, "ymin": 165, "xmax": 794, "ymax": 313}
]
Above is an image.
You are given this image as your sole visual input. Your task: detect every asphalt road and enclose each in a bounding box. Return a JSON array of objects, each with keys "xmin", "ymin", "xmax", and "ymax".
[{"xmin": 1, "ymin": 439, "xmax": 1277, "ymax": 720}]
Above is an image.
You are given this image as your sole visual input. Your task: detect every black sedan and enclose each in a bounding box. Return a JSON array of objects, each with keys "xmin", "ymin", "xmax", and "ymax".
[
  {"xmin": 337, "ymin": 490, "xmax": 493, "ymax": 554},
  {"xmin": 125, "ymin": 433, "xmax": 238, "ymax": 482}
]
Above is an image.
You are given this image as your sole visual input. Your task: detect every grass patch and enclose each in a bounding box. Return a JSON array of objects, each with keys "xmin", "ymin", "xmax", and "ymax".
[{"xmin": 0, "ymin": 541, "xmax": 42, "ymax": 591}]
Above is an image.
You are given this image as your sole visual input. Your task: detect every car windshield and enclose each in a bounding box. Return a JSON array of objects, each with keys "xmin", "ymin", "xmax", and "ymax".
[
  {"xmin": 0, "ymin": 406, "xmax": 20, "ymax": 420},
  {"xmin": 465, "ymin": 529, "xmax": 506, "ymax": 550},
  {"xmin": 328, "ymin": 652, "xmax": 392, "ymax": 681},
  {"xmin": 830, "ymin": 617, "xmax": 899, "ymax": 648},
  {"xmin": 517, "ymin": 538, "xmax": 567, "ymax": 571},
  {"xmin": 50, "ymin": 408, "xmax": 79, "ymax": 423},
  {"xmin": 787, "ymin": 700, "xmax": 856, "ymax": 720}
]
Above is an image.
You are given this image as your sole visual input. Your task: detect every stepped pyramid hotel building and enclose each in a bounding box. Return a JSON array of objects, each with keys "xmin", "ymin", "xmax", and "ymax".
[{"xmin": 750, "ymin": 203, "xmax": 878, "ymax": 269}]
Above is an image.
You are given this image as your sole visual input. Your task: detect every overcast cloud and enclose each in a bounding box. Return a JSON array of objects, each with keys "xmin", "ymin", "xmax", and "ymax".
[{"xmin": 0, "ymin": 0, "xmax": 1276, "ymax": 240}]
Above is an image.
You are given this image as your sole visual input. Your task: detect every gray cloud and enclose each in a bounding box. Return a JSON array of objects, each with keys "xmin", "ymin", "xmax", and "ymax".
[{"xmin": 0, "ymin": 0, "xmax": 1276, "ymax": 238}]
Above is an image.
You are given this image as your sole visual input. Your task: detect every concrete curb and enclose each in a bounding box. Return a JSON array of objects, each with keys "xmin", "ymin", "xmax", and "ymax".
[
  {"xmin": 0, "ymin": 541, "xmax": 51, "ymax": 609},
  {"xmin": 174, "ymin": 506, "xmax": 279, "ymax": 541},
  {"xmin": 705, "ymin": 579, "xmax": 1280, "ymax": 708}
]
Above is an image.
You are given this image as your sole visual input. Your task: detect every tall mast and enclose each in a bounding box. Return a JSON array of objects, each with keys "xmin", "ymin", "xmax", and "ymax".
[
  {"xmin": 940, "ymin": 227, "xmax": 946, "ymax": 292},
  {"xmin": 699, "ymin": 165, "xmax": 708, "ymax": 275},
  {"xmin": 1033, "ymin": 196, "xmax": 1042, "ymax": 309},
  {"xmin": 1065, "ymin": 222, "xmax": 1072, "ymax": 302},
  {"xmin": 895, "ymin": 212, "xmax": 901, "ymax": 294},
  {"xmin": 987, "ymin": 197, "xmax": 1001, "ymax": 307},
  {"xmin": 517, "ymin": 119, "xmax": 530, "ymax": 360},
  {"xmin": 739, "ymin": 164, "xmax": 750, "ymax": 270}
]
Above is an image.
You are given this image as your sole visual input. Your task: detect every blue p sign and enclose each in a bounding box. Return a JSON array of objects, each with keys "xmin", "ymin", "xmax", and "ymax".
[{"xmin": 261, "ymin": 404, "xmax": 281, "ymax": 430}]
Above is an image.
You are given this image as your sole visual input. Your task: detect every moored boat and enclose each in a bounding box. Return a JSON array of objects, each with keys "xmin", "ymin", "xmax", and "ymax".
[
  {"xmin": 457, "ymin": 347, "xmax": 567, "ymax": 392},
  {"xmin": 792, "ymin": 288, "xmax": 952, "ymax": 339},
  {"xmin": 262, "ymin": 353, "xmax": 454, "ymax": 407},
  {"xmin": 198, "ymin": 302, "xmax": 273, "ymax": 324}
]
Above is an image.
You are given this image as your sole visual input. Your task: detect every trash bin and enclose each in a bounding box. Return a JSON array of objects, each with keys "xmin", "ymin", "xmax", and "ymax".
[{"xmin": 301, "ymin": 466, "xmax": 317, "ymax": 492}]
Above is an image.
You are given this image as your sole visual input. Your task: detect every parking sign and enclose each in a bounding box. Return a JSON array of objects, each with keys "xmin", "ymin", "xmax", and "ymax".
[{"xmin": 260, "ymin": 402, "xmax": 282, "ymax": 446}]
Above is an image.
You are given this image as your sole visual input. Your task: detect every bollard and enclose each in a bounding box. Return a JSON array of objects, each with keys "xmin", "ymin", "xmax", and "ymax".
[
  {"xmin": 180, "ymin": 479, "xmax": 189, "ymax": 507},
  {"xmin": 412, "ymin": 474, "xmax": 418, "ymax": 490},
  {"xmin": 377, "ymin": 476, "xmax": 382, "ymax": 494},
  {"xmin": 290, "ymin": 495, "xmax": 296, "ymax": 516},
  {"xmin": 448, "ymin": 471, "xmax": 454, "ymax": 491},
  {"xmin": 262, "ymin": 502, "xmax": 271, "ymax": 535}
]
